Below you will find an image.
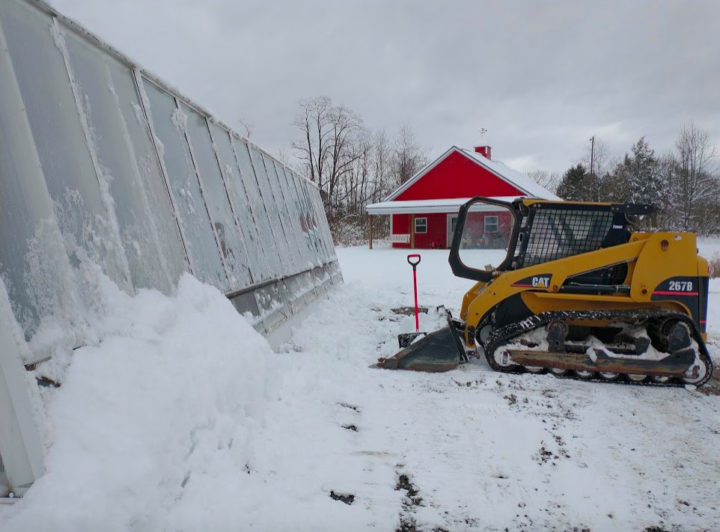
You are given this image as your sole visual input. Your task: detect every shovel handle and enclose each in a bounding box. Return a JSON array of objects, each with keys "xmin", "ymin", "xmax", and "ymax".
[{"xmin": 407, "ymin": 254, "xmax": 421, "ymax": 331}]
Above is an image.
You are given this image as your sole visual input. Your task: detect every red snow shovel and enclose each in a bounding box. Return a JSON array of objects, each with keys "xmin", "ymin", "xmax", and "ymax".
[
  {"xmin": 397, "ymin": 254, "xmax": 423, "ymax": 347},
  {"xmin": 375, "ymin": 253, "xmax": 466, "ymax": 372}
]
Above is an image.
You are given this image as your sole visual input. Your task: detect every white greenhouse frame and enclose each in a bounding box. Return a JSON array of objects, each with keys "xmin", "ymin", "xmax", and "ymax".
[{"xmin": 0, "ymin": 0, "xmax": 342, "ymax": 496}]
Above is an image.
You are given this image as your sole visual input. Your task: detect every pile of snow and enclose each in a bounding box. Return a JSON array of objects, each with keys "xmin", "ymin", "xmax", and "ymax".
[
  {"xmin": 698, "ymin": 236, "xmax": 720, "ymax": 260},
  {"xmin": 1, "ymin": 274, "xmax": 275, "ymax": 531}
]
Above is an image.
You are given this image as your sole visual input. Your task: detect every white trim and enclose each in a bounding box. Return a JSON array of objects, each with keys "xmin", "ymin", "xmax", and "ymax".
[
  {"xmin": 366, "ymin": 196, "xmax": 523, "ymax": 215},
  {"xmin": 414, "ymin": 217, "xmax": 427, "ymax": 234}
]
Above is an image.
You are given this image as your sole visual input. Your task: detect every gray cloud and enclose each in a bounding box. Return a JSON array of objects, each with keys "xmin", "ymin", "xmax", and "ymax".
[{"xmin": 50, "ymin": 0, "xmax": 720, "ymax": 175}]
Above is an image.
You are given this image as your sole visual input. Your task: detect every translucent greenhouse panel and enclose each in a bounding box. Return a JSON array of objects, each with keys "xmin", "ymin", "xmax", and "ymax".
[
  {"xmin": 279, "ymin": 162, "xmax": 312, "ymax": 269},
  {"xmin": 281, "ymin": 165, "xmax": 316, "ymax": 270},
  {"xmin": 292, "ymin": 177, "xmax": 316, "ymax": 265},
  {"xmin": 0, "ymin": 19, "xmax": 78, "ymax": 342},
  {"xmin": 317, "ymin": 188, "xmax": 337, "ymax": 260},
  {"xmin": 142, "ymin": 79, "xmax": 228, "ymax": 290},
  {"xmin": 308, "ymin": 185, "xmax": 330, "ymax": 262},
  {"xmin": 0, "ymin": 0, "xmax": 131, "ymax": 291},
  {"xmin": 297, "ymin": 179, "xmax": 324, "ymax": 264},
  {"xmin": 310, "ymin": 185, "xmax": 335, "ymax": 261},
  {"xmin": 63, "ymin": 28, "xmax": 182, "ymax": 293},
  {"xmin": 181, "ymin": 104, "xmax": 251, "ymax": 289},
  {"xmin": 264, "ymin": 156, "xmax": 302, "ymax": 273},
  {"xmin": 249, "ymin": 147, "xmax": 293, "ymax": 275},
  {"xmin": 321, "ymin": 212, "xmax": 337, "ymax": 261},
  {"xmin": 278, "ymin": 166, "xmax": 313, "ymax": 268},
  {"xmin": 232, "ymin": 138, "xmax": 282, "ymax": 279},
  {"xmin": 208, "ymin": 123, "xmax": 264, "ymax": 283},
  {"xmin": 108, "ymin": 71, "xmax": 187, "ymax": 288}
]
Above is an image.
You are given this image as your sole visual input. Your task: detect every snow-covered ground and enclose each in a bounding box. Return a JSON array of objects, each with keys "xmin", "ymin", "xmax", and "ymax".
[
  {"xmin": 698, "ymin": 236, "xmax": 720, "ymax": 260},
  {"xmin": 1, "ymin": 242, "xmax": 720, "ymax": 531}
]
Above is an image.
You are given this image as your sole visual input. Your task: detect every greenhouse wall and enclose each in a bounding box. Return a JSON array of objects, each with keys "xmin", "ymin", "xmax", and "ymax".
[{"xmin": 0, "ymin": 0, "xmax": 342, "ymax": 363}]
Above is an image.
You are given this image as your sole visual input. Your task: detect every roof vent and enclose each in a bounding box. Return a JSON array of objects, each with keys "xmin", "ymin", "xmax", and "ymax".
[{"xmin": 474, "ymin": 145, "xmax": 491, "ymax": 159}]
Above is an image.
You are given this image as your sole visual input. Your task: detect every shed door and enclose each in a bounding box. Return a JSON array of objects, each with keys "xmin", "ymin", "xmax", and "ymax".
[{"xmin": 446, "ymin": 214, "xmax": 458, "ymax": 248}]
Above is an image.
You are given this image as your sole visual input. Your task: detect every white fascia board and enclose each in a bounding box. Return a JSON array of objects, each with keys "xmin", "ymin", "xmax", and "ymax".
[{"xmin": 366, "ymin": 196, "xmax": 522, "ymax": 215}]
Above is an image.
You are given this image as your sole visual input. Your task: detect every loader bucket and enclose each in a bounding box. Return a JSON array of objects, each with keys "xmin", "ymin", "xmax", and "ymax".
[{"xmin": 376, "ymin": 315, "xmax": 467, "ymax": 372}]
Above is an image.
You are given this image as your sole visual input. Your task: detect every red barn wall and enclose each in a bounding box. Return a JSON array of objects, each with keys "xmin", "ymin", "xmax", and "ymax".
[
  {"xmin": 415, "ymin": 213, "xmax": 447, "ymax": 248},
  {"xmin": 395, "ymin": 151, "xmax": 523, "ymax": 201}
]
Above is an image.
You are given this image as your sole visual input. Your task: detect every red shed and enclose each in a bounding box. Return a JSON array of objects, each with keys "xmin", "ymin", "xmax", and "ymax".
[{"xmin": 366, "ymin": 146, "xmax": 558, "ymax": 249}]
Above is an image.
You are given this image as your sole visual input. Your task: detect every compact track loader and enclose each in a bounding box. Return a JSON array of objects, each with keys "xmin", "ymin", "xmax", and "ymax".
[{"xmin": 377, "ymin": 197, "xmax": 713, "ymax": 387}]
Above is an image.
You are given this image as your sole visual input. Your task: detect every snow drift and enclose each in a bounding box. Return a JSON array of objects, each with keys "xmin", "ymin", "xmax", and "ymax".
[{"xmin": 2, "ymin": 274, "xmax": 274, "ymax": 531}]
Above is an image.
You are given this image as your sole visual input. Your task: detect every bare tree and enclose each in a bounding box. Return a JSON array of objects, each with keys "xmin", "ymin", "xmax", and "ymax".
[
  {"xmin": 293, "ymin": 96, "xmax": 332, "ymax": 188},
  {"xmin": 670, "ymin": 122, "xmax": 718, "ymax": 231},
  {"xmin": 527, "ymin": 169, "xmax": 560, "ymax": 193},
  {"xmin": 293, "ymin": 97, "xmax": 363, "ymax": 218},
  {"xmin": 293, "ymin": 99, "xmax": 430, "ymax": 242},
  {"xmin": 393, "ymin": 126, "xmax": 427, "ymax": 185}
]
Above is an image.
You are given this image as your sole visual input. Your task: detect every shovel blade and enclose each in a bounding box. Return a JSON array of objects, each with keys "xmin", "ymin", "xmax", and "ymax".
[{"xmin": 377, "ymin": 325, "xmax": 464, "ymax": 372}]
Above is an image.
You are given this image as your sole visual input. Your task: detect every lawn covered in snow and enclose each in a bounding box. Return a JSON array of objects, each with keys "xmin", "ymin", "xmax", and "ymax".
[{"xmin": 1, "ymin": 241, "xmax": 719, "ymax": 531}]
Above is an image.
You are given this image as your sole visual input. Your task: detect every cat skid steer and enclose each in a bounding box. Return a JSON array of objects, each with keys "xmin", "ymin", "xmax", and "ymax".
[{"xmin": 376, "ymin": 197, "xmax": 713, "ymax": 387}]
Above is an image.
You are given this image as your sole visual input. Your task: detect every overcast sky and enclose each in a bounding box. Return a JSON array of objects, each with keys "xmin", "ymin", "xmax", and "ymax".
[{"xmin": 50, "ymin": 0, "xmax": 720, "ymax": 176}]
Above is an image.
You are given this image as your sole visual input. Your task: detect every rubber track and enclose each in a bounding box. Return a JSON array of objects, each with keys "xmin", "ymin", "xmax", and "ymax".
[{"xmin": 482, "ymin": 309, "xmax": 714, "ymax": 387}]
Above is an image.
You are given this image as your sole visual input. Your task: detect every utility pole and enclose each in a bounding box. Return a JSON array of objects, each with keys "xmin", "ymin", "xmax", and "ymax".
[{"xmin": 589, "ymin": 136, "xmax": 597, "ymax": 201}]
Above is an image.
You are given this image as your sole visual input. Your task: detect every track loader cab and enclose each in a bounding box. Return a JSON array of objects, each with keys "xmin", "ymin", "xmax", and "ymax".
[{"xmin": 377, "ymin": 196, "xmax": 712, "ymax": 387}]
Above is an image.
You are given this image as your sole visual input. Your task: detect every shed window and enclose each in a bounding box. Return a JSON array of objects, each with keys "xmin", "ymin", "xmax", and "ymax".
[
  {"xmin": 414, "ymin": 217, "xmax": 427, "ymax": 234},
  {"xmin": 484, "ymin": 215, "xmax": 499, "ymax": 233}
]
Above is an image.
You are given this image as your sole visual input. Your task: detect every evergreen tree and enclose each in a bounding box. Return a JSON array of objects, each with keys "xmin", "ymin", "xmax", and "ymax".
[
  {"xmin": 626, "ymin": 137, "xmax": 661, "ymax": 204},
  {"xmin": 604, "ymin": 137, "xmax": 661, "ymax": 206},
  {"xmin": 556, "ymin": 164, "xmax": 594, "ymax": 201},
  {"xmin": 599, "ymin": 170, "xmax": 630, "ymax": 203}
]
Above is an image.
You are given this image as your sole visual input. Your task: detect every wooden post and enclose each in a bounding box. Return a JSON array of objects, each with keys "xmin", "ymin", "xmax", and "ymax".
[
  {"xmin": 368, "ymin": 215, "xmax": 373, "ymax": 249},
  {"xmin": 410, "ymin": 214, "xmax": 415, "ymax": 249}
]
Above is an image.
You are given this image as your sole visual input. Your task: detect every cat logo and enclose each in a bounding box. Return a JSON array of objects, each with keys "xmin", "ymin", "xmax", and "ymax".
[{"xmin": 532, "ymin": 276, "xmax": 551, "ymax": 288}]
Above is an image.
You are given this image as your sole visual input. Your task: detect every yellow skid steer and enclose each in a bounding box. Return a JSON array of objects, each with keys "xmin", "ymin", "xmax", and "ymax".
[{"xmin": 377, "ymin": 197, "xmax": 713, "ymax": 387}]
